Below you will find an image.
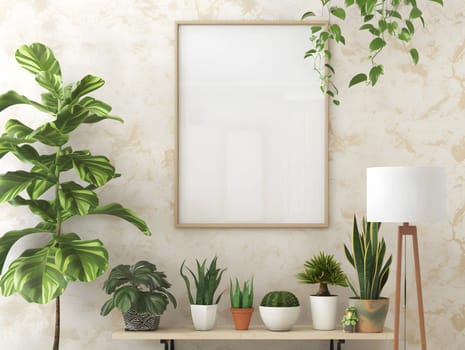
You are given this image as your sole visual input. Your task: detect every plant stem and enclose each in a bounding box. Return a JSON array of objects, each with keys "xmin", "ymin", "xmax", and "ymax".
[
  {"xmin": 317, "ymin": 283, "xmax": 330, "ymax": 296},
  {"xmin": 53, "ymin": 296, "xmax": 60, "ymax": 350}
]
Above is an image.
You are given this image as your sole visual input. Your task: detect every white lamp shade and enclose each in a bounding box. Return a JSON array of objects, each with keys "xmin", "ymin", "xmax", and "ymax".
[{"xmin": 367, "ymin": 166, "xmax": 446, "ymax": 223}]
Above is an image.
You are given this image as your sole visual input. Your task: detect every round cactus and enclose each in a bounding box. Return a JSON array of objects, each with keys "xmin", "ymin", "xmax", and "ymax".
[{"xmin": 260, "ymin": 291, "xmax": 300, "ymax": 307}]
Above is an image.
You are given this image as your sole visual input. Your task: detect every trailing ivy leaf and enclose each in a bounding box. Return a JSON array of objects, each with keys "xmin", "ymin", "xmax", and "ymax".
[
  {"xmin": 15, "ymin": 43, "xmax": 62, "ymax": 77},
  {"xmin": 311, "ymin": 26, "xmax": 322, "ymax": 34},
  {"xmin": 386, "ymin": 10, "xmax": 402, "ymax": 19},
  {"xmin": 345, "ymin": 0, "xmax": 354, "ymax": 5},
  {"xmin": 330, "ymin": 7, "xmax": 346, "ymax": 20},
  {"xmin": 378, "ymin": 19, "xmax": 387, "ymax": 32},
  {"xmin": 325, "ymin": 64, "xmax": 335, "ymax": 74},
  {"xmin": 301, "ymin": 11, "xmax": 316, "ymax": 20},
  {"xmin": 0, "ymin": 225, "xmax": 54, "ymax": 272},
  {"xmin": 387, "ymin": 21, "xmax": 399, "ymax": 35},
  {"xmin": 406, "ymin": 20, "xmax": 415, "ymax": 34},
  {"xmin": 68, "ymin": 151, "xmax": 116, "ymax": 187},
  {"xmin": 410, "ymin": 48, "xmax": 419, "ymax": 64},
  {"xmin": 398, "ymin": 28, "xmax": 411, "ymax": 42},
  {"xmin": 88, "ymin": 203, "xmax": 151, "ymax": 236},
  {"xmin": 369, "ymin": 37, "xmax": 386, "ymax": 51},
  {"xmin": 365, "ymin": 0, "xmax": 377, "ymax": 14},
  {"xmin": 363, "ymin": 14, "xmax": 375, "ymax": 22},
  {"xmin": 333, "ymin": 99, "xmax": 341, "ymax": 106},
  {"xmin": 369, "ymin": 65, "xmax": 384, "ymax": 86},
  {"xmin": 55, "ymin": 238, "xmax": 108, "ymax": 282},
  {"xmin": 429, "ymin": 0, "xmax": 443, "ymax": 4},
  {"xmin": 71, "ymin": 75, "xmax": 105, "ymax": 102},
  {"xmin": 349, "ymin": 73, "xmax": 368, "ymax": 87},
  {"xmin": 409, "ymin": 7, "xmax": 422, "ymax": 19}
]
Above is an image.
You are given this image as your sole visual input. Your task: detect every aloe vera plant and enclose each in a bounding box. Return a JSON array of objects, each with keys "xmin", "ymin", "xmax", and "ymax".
[
  {"xmin": 344, "ymin": 215, "xmax": 392, "ymax": 299},
  {"xmin": 180, "ymin": 256, "xmax": 226, "ymax": 305},
  {"xmin": 0, "ymin": 43, "xmax": 151, "ymax": 349},
  {"xmin": 229, "ymin": 277, "xmax": 254, "ymax": 308}
]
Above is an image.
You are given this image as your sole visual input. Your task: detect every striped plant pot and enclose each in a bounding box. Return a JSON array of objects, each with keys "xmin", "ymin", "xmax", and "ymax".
[{"xmin": 122, "ymin": 309, "xmax": 161, "ymax": 331}]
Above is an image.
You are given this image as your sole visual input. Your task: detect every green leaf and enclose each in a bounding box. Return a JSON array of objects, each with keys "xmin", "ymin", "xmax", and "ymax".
[
  {"xmin": 0, "ymin": 171, "xmax": 45, "ymax": 202},
  {"xmin": 301, "ymin": 11, "xmax": 316, "ymax": 20},
  {"xmin": 9, "ymin": 197, "xmax": 56, "ymax": 223},
  {"xmin": 71, "ymin": 75, "xmax": 105, "ymax": 102},
  {"xmin": 100, "ymin": 298, "xmax": 115, "ymax": 316},
  {"xmin": 59, "ymin": 182, "xmax": 98, "ymax": 216},
  {"xmin": 330, "ymin": 7, "xmax": 346, "ymax": 20},
  {"xmin": 15, "ymin": 43, "xmax": 61, "ymax": 77},
  {"xmin": 410, "ymin": 48, "xmax": 419, "ymax": 64},
  {"xmin": 349, "ymin": 73, "xmax": 368, "ymax": 87},
  {"xmin": 429, "ymin": 0, "xmax": 443, "ymax": 5},
  {"xmin": 30, "ymin": 123, "xmax": 69, "ymax": 146},
  {"xmin": 180, "ymin": 261, "xmax": 194, "ymax": 304},
  {"xmin": 369, "ymin": 65, "xmax": 384, "ymax": 86},
  {"xmin": 68, "ymin": 151, "xmax": 116, "ymax": 187},
  {"xmin": 386, "ymin": 10, "xmax": 401, "ymax": 19},
  {"xmin": 409, "ymin": 7, "xmax": 422, "ymax": 19},
  {"xmin": 55, "ymin": 238, "xmax": 108, "ymax": 282},
  {"xmin": 406, "ymin": 20, "xmax": 415, "ymax": 34},
  {"xmin": 398, "ymin": 28, "xmax": 411, "ymax": 42},
  {"xmin": 387, "ymin": 21, "xmax": 399, "ymax": 35},
  {"xmin": 0, "ymin": 91, "xmax": 51, "ymax": 113},
  {"xmin": 369, "ymin": 37, "xmax": 386, "ymax": 51},
  {"xmin": 365, "ymin": 0, "xmax": 377, "ymax": 14},
  {"xmin": 2, "ymin": 246, "xmax": 68, "ymax": 303},
  {"xmin": 41, "ymin": 92, "xmax": 58, "ymax": 113},
  {"xmin": 311, "ymin": 26, "xmax": 322, "ymax": 34},
  {"xmin": 5, "ymin": 119, "xmax": 33, "ymax": 139},
  {"xmin": 35, "ymin": 71, "xmax": 62, "ymax": 97},
  {"xmin": 345, "ymin": 0, "xmax": 355, "ymax": 5},
  {"xmin": 0, "ymin": 225, "xmax": 54, "ymax": 273},
  {"xmin": 330, "ymin": 24, "xmax": 342, "ymax": 37},
  {"xmin": 88, "ymin": 203, "xmax": 151, "ymax": 236},
  {"xmin": 113, "ymin": 286, "xmax": 138, "ymax": 312}
]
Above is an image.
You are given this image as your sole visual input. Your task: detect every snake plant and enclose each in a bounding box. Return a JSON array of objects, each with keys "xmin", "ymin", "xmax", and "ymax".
[
  {"xmin": 344, "ymin": 215, "xmax": 392, "ymax": 300},
  {"xmin": 180, "ymin": 256, "xmax": 226, "ymax": 305},
  {"xmin": 0, "ymin": 43, "xmax": 151, "ymax": 350},
  {"xmin": 296, "ymin": 251, "xmax": 348, "ymax": 296}
]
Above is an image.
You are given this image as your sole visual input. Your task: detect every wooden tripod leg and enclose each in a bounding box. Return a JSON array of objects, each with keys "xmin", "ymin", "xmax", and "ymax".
[
  {"xmin": 412, "ymin": 231, "xmax": 427, "ymax": 350},
  {"xmin": 394, "ymin": 229, "xmax": 403, "ymax": 350}
]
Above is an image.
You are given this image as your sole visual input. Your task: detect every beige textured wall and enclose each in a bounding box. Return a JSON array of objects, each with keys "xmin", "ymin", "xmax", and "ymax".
[{"xmin": 0, "ymin": 1, "xmax": 463, "ymax": 350}]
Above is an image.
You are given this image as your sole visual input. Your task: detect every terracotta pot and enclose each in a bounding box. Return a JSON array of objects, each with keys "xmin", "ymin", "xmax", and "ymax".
[
  {"xmin": 230, "ymin": 308, "xmax": 254, "ymax": 330},
  {"xmin": 349, "ymin": 298, "xmax": 389, "ymax": 333}
]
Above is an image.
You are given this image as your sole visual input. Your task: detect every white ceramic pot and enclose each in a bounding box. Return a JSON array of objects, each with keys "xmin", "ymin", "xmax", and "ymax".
[
  {"xmin": 309, "ymin": 295, "xmax": 338, "ymax": 330},
  {"xmin": 259, "ymin": 306, "xmax": 300, "ymax": 331},
  {"xmin": 190, "ymin": 304, "xmax": 218, "ymax": 331}
]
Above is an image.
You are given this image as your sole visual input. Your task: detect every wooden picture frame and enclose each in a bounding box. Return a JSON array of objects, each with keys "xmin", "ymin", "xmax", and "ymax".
[{"xmin": 175, "ymin": 21, "xmax": 329, "ymax": 228}]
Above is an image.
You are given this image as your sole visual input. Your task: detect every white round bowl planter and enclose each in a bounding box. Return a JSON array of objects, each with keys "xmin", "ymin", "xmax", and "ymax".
[
  {"xmin": 190, "ymin": 304, "xmax": 218, "ymax": 331},
  {"xmin": 259, "ymin": 306, "xmax": 300, "ymax": 331},
  {"xmin": 309, "ymin": 295, "xmax": 338, "ymax": 330}
]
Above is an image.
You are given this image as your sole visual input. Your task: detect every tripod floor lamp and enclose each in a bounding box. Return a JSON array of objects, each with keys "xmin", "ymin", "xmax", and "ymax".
[{"xmin": 366, "ymin": 166, "xmax": 446, "ymax": 350}]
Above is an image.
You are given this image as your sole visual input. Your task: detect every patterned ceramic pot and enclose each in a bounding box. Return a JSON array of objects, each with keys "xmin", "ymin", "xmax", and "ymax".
[
  {"xmin": 123, "ymin": 309, "xmax": 160, "ymax": 331},
  {"xmin": 349, "ymin": 298, "xmax": 389, "ymax": 333}
]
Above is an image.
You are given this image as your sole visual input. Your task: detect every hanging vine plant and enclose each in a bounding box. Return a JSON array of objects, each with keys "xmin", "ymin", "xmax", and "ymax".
[{"xmin": 303, "ymin": 0, "xmax": 444, "ymax": 105}]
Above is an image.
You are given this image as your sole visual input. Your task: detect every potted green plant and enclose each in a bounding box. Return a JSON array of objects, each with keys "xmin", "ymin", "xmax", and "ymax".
[
  {"xmin": 296, "ymin": 252, "xmax": 348, "ymax": 330},
  {"xmin": 100, "ymin": 260, "xmax": 176, "ymax": 331},
  {"xmin": 344, "ymin": 215, "xmax": 392, "ymax": 332},
  {"xmin": 259, "ymin": 291, "xmax": 300, "ymax": 331},
  {"xmin": 229, "ymin": 277, "xmax": 254, "ymax": 330},
  {"xmin": 342, "ymin": 306, "xmax": 359, "ymax": 333},
  {"xmin": 0, "ymin": 43, "xmax": 150, "ymax": 350},
  {"xmin": 180, "ymin": 256, "xmax": 226, "ymax": 331}
]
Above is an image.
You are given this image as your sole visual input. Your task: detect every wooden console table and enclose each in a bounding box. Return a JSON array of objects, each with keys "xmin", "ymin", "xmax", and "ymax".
[{"xmin": 113, "ymin": 325, "xmax": 393, "ymax": 350}]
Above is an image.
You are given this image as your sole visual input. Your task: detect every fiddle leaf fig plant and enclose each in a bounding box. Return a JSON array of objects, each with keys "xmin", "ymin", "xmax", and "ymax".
[
  {"xmin": 0, "ymin": 43, "xmax": 151, "ymax": 350},
  {"xmin": 303, "ymin": 0, "xmax": 444, "ymax": 105}
]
